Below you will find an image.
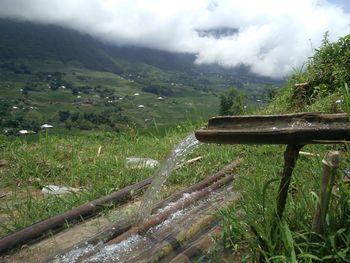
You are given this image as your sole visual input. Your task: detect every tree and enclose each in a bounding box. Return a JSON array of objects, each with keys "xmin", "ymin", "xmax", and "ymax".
[
  {"xmin": 219, "ymin": 87, "xmax": 247, "ymax": 115},
  {"xmin": 58, "ymin": 110, "xmax": 70, "ymax": 122},
  {"xmin": 230, "ymin": 93, "xmax": 247, "ymax": 115},
  {"xmin": 70, "ymin": 112, "xmax": 80, "ymax": 122},
  {"xmin": 263, "ymin": 85, "xmax": 277, "ymax": 102}
]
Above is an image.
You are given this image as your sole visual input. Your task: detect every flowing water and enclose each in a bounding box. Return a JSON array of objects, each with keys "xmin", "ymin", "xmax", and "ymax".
[
  {"xmin": 138, "ymin": 133, "xmax": 200, "ymax": 221},
  {"xmin": 51, "ymin": 133, "xmax": 240, "ymax": 263},
  {"xmin": 45, "ymin": 133, "xmax": 201, "ymax": 262},
  {"xmin": 55, "ymin": 186, "xmax": 232, "ymax": 262}
]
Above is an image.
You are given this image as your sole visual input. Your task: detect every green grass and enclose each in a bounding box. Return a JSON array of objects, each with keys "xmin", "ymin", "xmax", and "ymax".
[
  {"xmin": 2, "ymin": 121, "xmax": 349, "ymax": 261},
  {"xmin": 0, "ymin": 60, "xmax": 224, "ymax": 132},
  {"xmin": 0, "ymin": 123, "xmax": 240, "ymax": 237},
  {"xmin": 2, "ymin": 33, "xmax": 349, "ymax": 262},
  {"xmin": 1, "ymin": 83, "xmax": 350, "ymax": 262},
  {"xmin": 218, "ymin": 143, "xmax": 350, "ymax": 262},
  {"xmin": 215, "ymin": 34, "xmax": 350, "ymax": 261}
]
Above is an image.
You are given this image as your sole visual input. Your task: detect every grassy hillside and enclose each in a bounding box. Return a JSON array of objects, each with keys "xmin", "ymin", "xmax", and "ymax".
[
  {"xmin": 0, "ymin": 19, "xmax": 281, "ymax": 134},
  {"xmin": 265, "ymin": 33, "xmax": 350, "ymax": 115},
  {"xmin": 0, "ymin": 60, "xmax": 221, "ymax": 133}
]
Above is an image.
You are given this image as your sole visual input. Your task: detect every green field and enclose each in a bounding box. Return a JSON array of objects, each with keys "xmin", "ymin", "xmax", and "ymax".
[
  {"xmin": 1, "ymin": 58, "xmax": 279, "ymax": 135},
  {"xmin": 0, "ymin": 60, "xmax": 226, "ymax": 133}
]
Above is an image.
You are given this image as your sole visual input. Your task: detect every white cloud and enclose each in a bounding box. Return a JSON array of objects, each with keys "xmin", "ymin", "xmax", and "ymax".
[{"xmin": 0, "ymin": 0, "xmax": 349, "ymax": 78}]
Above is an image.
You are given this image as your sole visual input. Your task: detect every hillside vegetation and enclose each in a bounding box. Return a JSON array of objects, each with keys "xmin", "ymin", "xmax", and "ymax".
[
  {"xmin": 0, "ymin": 19, "xmax": 280, "ymax": 135},
  {"xmin": 1, "ymin": 25, "xmax": 349, "ymax": 261},
  {"xmin": 219, "ymin": 33, "xmax": 350, "ymax": 262},
  {"xmin": 267, "ymin": 33, "xmax": 350, "ymax": 115}
]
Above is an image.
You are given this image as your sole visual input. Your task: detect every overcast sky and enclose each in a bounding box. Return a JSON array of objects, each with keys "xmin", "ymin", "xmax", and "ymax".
[{"xmin": 0, "ymin": 0, "xmax": 349, "ymax": 79}]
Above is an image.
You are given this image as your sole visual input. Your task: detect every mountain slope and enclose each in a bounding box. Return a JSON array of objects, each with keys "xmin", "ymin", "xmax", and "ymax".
[
  {"xmin": 0, "ymin": 18, "xmax": 279, "ymax": 83},
  {"xmin": 0, "ymin": 18, "xmax": 281, "ymax": 133}
]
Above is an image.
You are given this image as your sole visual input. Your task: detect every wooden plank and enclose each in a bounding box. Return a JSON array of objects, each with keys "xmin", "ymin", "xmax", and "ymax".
[{"xmin": 195, "ymin": 113, "xmax": 350, "ymax": 145}]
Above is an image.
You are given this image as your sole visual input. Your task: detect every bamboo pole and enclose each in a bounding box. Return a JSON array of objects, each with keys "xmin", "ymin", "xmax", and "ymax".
[
  {"xmin": 0, "ymin": 177, "xmax": 153, "ymax": 255},
  {"xmin": 168, "ymin": 225, "xmax": 221, "ymax": 263},
  {"xmin": 134, "ymin": 197, "xmax": 238, "ymax": 263},
  {"xmin": 312, "ymin": 151, "xmax": 340, "ymax": 236},
  {"xmin": 152, "ymin": 158, "xmax": 242, "ymax": 213},
  {"xmin": 134, "ymin": 215, "xmax": 218, "ymax": 263},
  {"xmin": 107, "ymin": 175, "xmax": 235, "ymax": 245},
  {"xmin": 68, "ymin": 161, "xmax": 242, "ymax": 263}
]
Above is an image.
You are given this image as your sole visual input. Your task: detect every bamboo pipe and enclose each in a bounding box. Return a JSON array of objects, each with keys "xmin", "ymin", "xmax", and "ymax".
[
  {"xmin": 69, "ymin": 160, "xmax": 242, "ymax": 263},
  {"xmin": 134, "ymin": 196, "xmax": 238, "ymax": 263},
  {"xmin": 107, "ymin": 175, "xmax": 235, "ymax": 246},
  {"xmin": 152, "ymin": 158, "xmax": 242, "ymax": 213},
  {"xmin": 134, "ymin": 216, "xmax": 219, "ymax": 263},
  {"xmin": 168, "ymin": 225, "xmax": 222, "ymax": 263},
  {"xmin": 0, "ymin": 177, "xmax": 153, "ymax": 255}
]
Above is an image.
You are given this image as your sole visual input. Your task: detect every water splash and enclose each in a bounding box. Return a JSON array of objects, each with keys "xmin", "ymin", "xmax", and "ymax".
[
  {"xmin": 82, "ymin": 235, "xmax": 149, "ymax": 263},
  {"xmin": 138, "ymin": 133, "xmax": 200, "ymax": 221}
]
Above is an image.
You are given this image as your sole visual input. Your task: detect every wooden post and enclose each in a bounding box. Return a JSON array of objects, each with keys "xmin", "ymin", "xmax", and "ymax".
[
  {"xmin": 262, "ymin": 145, "xmax": 304, "ymax": 262},
  {"xmin": 312, "ymin": 151, "xmax": 340, "ymax": 236},
  {"xmin": 276, "ymin": 144, "xmax": 304, "ymax": 219}
]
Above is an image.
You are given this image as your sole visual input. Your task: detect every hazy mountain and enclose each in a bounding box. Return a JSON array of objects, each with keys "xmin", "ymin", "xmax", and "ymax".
[
  {"xmin": 0, "ymin": 18, "xmax": 277, "ymax": 84},
  {"xmin": 0, "ymin": 18, "xmax": 282, "ymax": 133}
]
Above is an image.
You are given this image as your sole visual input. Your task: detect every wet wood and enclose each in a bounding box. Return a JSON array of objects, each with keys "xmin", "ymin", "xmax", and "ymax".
[
  {"xmin": 2, "ymin": 201, "xmax": 140, "ymax": 263},
  {"xmin": 0, "ymin": 177, "xmax": 152, "ymax": 255},
  {"xmin": 174, "ymin": 156, "xmax": 203, "ymax": 170},
  {"xmin": 195, "ymin": 113, "xmax": 350, "ymax": 145},
  {"xmin": 299, "ymin": 151, "xmax": 320, "ymax": 157},
  {"xmin": 152, "ymin": 158, "xmax": 242, "ymax": 212},
  {"xmin": 276, "ymin": 144, "xmax": 304, "ymax": 219},
  {"xmin": 312, "ymin": 151, "xmax": 340, "ymax": 236},
  {"xmin": 107, "ymin": 175, "xmax": 235, "ymax": 246},
  {"xmin": 169, "ymin": 225, "xmax": 221, "ymax": 263},
  {"xmin": 135, "ymin": 196, "xmax": 239, "ymax": 263},
  {"xmin": 294, "ymin": 82, "xmax": 309, "ymax": 88}
]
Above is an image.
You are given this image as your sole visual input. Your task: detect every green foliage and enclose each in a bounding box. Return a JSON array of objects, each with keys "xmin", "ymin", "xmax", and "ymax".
[
  {"xmin": 142, "ymin": 85, "xmax": 173, "ymax": 97},
  {"xmin": 58, "ymin": 110, "xmax": 70, "ymax": 122},
  {"xmin": 263, "ymin": 84, "xmax": 278, "ymax": 103},
  {"xmin": 219, "ymin": 144, "xmax": 350, "ymax": 261},
  {"xmin": 219, "ymin": 33, "xmax": 350, "ymax": 262},
  {"xmin": 219, "ymin": 87, "xmax": 247, "ymax": 115},
  {"xmin": 307, "ymin": 33, "xmax": 350, "ymax": 93},
  {"xmin": 266, "ymin": 33, "xmax": 350, "ymax": 114}
]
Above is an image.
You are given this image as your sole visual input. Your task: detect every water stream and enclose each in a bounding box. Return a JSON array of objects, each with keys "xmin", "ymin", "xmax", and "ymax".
[
  {"xmin": 138, "ymin": 133, "xmax": 200, "ymax": 221},
  {"xmin": 52, "ymin": 133, "xmax": 201, "ymax": 262},
  {"xmin": 58, "ymin": 186, "xmax": 231, "ymax": 263}
]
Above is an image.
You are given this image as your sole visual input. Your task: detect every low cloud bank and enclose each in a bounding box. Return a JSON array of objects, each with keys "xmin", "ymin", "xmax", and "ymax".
[{"xmin": 0, "ymin": 0, "xmax": 349, "ymax": 78}]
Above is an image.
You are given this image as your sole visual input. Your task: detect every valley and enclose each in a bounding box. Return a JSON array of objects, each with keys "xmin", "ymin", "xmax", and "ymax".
[{"xmin": 0, "ymin": 19, "xmax": 280, "ymax": 135}]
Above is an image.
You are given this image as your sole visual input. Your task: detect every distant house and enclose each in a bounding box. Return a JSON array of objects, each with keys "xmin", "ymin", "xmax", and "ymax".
[
  {"xmin": 12, "ymin": 106, "xmax": 18, "ymax": 109},
  {"xmin": 41, "ymin": 124, "xmax": 53, "ymax": 129},
  {"xmin": 138, "ymin": 105, "xmax": 145, "ymax": 108},
  {"xmin": 18, "ymin": 130, "xmax": 35, "ymax": 135},
  {"xmin": 134, "ymin": 93, "xmax": 140, "ymax": 96},
  {"xmin": 157, "ymin": 96, "xmax": 164, "ymax": 100},
  {"xmin": 19, "ymin": 130, "xmax": 29, "ymax": 135}
]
